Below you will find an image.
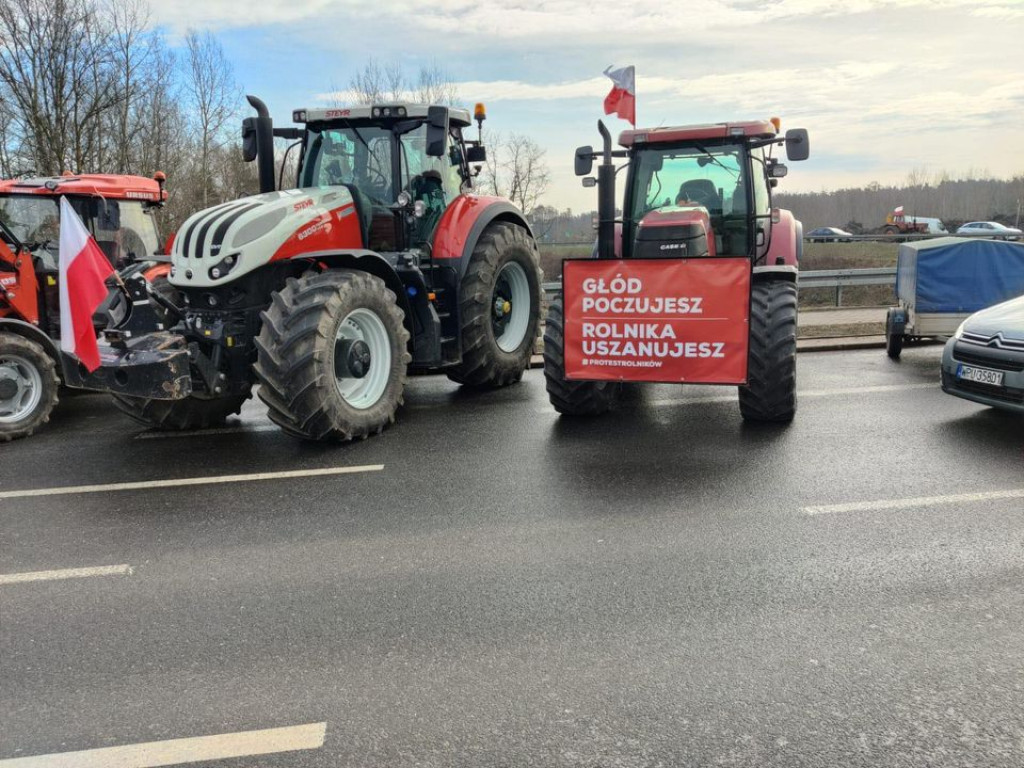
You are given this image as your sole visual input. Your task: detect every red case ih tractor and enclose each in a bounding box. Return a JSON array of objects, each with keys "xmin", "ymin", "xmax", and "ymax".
[
  {"xmin": 544, "ymin": 118, "xmax": 809, "ymax": 420},
  {"xmin": 67, "ymin": 96, "xmax": 542, "ymax": 441},
  {"xmin": 0, "ymin": 173, "xmax": 170, "ymax": 441}
]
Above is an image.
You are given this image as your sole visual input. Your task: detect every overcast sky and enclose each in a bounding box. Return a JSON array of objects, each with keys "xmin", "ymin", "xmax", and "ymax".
[{"xmin": 150, "ymin": 0, "xmax": 1024, "ymax": 212}]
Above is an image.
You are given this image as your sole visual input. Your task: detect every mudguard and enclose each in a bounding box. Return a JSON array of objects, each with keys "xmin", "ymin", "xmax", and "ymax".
[
  {"xmin": 431, "ymin": 195, "xmax": 533, "ymax": 278},
  {"xmin": 764, "ymin": 209, "xmax": 801, "ymax": 268}
]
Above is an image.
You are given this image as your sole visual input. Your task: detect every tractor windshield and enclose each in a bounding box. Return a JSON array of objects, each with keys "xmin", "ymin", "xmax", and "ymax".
[
  {"xmin": 301, "ymin": 125, "xmax": 395, "ymax": 205},
  {"xmin": 0, "ymin": 194, "xmax": 159, "ymax": 269},
  {"xmin": 628, "ymin": 143, "xmax": 749, "ymax": 255}
]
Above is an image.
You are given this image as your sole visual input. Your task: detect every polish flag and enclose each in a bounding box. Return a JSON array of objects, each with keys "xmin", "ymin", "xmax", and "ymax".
[
  {"xmin": 603, "ymin": 65, "xmax": 636, "ymax": 126},
  {"xmin": 59, "ymin": 196, "xmax": 113, "ymax": 372},
  {"xmin": 894, "ymin": 205, "xmax": 905, "ymax": 215}
]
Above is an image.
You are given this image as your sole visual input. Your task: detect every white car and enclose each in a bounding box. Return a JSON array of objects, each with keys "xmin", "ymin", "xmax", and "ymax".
[{"xmin": 956, "ymin": 221, "xmax": 1023, "ymax": 240}]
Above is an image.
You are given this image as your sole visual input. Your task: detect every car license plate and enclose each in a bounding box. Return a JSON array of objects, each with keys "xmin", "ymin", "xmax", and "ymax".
[{"xmin": 956, "ymin": 363, "xmax": 1004, "ymax": 387}]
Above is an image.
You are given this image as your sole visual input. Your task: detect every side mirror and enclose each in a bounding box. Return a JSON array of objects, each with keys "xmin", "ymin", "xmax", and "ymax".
[
  {"xmin": 426, "ymin": 106, "xmax": 449, "ymax": 157},
  {"xmin": 785, "ymin": 128, "xmax": 809, "ymax": 161},
  {"xmin": 241, "ymin": 117, "xmax": 258, "ymax": 162},
  {"xmin": 466, "ymin": 145, "xmax": 486, "ymax": 163},
  {"xmin": 574, "ymin": 146, "xmax": 594, "ymax": 177}
]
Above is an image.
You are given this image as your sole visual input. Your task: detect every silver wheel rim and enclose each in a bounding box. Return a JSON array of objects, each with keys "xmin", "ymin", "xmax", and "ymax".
[
  {"xmin": 493, "ymin": 261, "xmax": 531, "ymax": 353},
  {"xmin": 0, "ymin": 354, "xmax": 44, "ymax": 423},
  {"xmin": 335, "ymin": 308, "xmax": 392, "ymax": 410}
]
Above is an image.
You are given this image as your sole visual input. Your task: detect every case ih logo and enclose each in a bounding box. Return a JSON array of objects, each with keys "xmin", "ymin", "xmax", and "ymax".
[
  {"xmin": 293, "ymin": 199, "xmax": 314, "ymax": 212},
  {"xmin": 324, "ymin": 109, "xmax": 351, "ymax": 118}
]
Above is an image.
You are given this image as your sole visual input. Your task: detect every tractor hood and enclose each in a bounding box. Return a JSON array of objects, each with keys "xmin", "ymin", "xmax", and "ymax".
[
  {"xmin": 170, "ymin": 186, "xmax": 364, "ymax": 289},
  {"xmin": 634, "ymin": 206, "xmax": 712, "ymax": 259}
]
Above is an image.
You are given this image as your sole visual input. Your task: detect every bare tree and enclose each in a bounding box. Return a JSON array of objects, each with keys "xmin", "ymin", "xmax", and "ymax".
[
  {"xmin": 478, "ymin": 129, "xmax": 550, "ymax": 215},
  {"xmin": 346, "ymin": 59, "xmax": 460, "ymax": 106},
  {"xmin": 182, "ymin": 29, "xmax": 240, "ymax": 207},
  {"xmin": 0, "ymin": 0, "xmax": 124, "ymax": 174}
]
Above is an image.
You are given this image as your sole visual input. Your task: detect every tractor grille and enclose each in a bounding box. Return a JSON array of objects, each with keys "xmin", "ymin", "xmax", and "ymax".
[{"xmin": 178, "ymin": 201, "xmax": 260, "ymax": 260}]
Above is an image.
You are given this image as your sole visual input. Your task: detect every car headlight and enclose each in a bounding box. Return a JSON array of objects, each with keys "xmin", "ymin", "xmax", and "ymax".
[{"xmin": 954, "ymin": 321, "xmax": 967, "ymax": 339}]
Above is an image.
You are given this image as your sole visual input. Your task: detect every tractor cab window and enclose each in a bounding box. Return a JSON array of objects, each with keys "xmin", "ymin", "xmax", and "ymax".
[
  {"xmin": 302, "ymin": 125, "xmax": 395, "ymax": 206},
  {"xmin": 0, "ymin": 195, "xmax": 160, "ymax": 270},
  {"xmin": 399, "ymin": 123, "xmax": 464, "ymax": 244},
  {"xmin": 629, "ymin": 143, "xmax": 748, "ymax": 255}
]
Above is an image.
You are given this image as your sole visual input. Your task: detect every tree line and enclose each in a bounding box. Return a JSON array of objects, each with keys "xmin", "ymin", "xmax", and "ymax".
[{"xmin": 0, "ymin": 0, "xmax": 256, "ymax": 233}]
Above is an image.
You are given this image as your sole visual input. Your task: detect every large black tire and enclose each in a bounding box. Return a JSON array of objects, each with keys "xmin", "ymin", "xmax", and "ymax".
[
  {"xmin": 447, "ymin": 222, "xmax": 542, "ymax": 388},
  {"xmin": 0, "ymin": 332, "xmax": 60, "ymax": 441},
  {"xmin": 111, "ymin": 390, "xmax": 251, "ymax": 430},
  {"xmin": 254, "ymin": 270, "xmax": 410, "ymax": 441},
  {"xmin": 739, "ymin": 280, "xmax": 798, "ymax": 423},
  {"xmin": 543, "ymin": 298, "xmax": 620, "ymax": 416}
]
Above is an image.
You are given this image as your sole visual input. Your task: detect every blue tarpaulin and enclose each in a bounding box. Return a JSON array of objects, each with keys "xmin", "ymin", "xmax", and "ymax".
[{"xmin": 896, "ymin": 237, "xmax": 1024, "ymax": 313}]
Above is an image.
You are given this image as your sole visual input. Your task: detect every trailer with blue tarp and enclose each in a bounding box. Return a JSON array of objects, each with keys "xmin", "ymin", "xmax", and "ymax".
[{"xmin": 885, "ymin": 237, "xmax": 1024, "ymax": 359}]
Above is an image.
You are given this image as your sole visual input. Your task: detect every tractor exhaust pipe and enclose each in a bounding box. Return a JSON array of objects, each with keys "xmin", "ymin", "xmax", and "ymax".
[
  {"xmin": 243, "ymin": 95, "xmax": 276, "ymax": 194},
  {"xmin": 596, "ymin": 120, "xmax": 616, "ymax": 260}
]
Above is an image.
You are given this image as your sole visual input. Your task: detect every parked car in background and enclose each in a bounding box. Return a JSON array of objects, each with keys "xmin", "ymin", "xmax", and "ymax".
[
  {"xmin": 806, "ymin": 226, "xmax": 853, "ymax": 242},
  {"xmin": 941, "ymin": 294, "xmax": 1024, "ymax": 415},
  {"xmin": 956, "ymin": 221, "xmax": 1023, "ymax": 240}
]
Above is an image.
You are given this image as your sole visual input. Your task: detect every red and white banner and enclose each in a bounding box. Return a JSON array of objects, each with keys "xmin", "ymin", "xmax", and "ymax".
[
  {"xmin": 563, "ymin": 258, "xmax": 750, "ymax": 384},
  {"xmin": 59, "ymin": 196, "xmax": 113, "ymax": 372},
  {"xmin": 603, "ymin": 65, "xmax": 635, "ymax": 126}
]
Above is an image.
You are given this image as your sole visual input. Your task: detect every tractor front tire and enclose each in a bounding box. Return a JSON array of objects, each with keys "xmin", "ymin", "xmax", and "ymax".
[
  {"xmin": 0, "ymin": 332, "xmax": 60, "ymax": 441},
  {"xmin": 111, "ymin": 390, "xmax": 251, "ymax": 430},
  {"xmin": 447, "ymin": 222, "xmax": 541, "ymax": 388},
  {"xmin": 739, "ymin": 280, "xmax": 798, "ymax": 423},
  {"xmin": 254, "ymin": 270, "xmax": 410, "ymax": 441},
  {"xmin": 543, "ymin": 298, "xmax": 620, "ymax": 416}
]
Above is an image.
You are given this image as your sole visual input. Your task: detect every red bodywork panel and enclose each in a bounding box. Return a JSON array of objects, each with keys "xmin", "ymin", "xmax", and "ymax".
[
  {"xmin": 764, "ymin": 209, "xmax": 800, "ymax": 267},
  {"xmin": 271, "ymin": 203, "xmax": 363, "ymax": 262},
  {"xmin": 0, "ymin": 240, "xmax": 40, "ymax": 324},
  {"xmin": 431, "ymin": 194, "xmax": 508, "ymax": 260},
  {"xmin": 619, "ymin": 120, "xmax": 777, "ymax": 147},
  {"xmin": 562, "ymin": 258, "xmax": 750, "ymax": 384},
  {"xmin": 636, "ymin": 207, "xmax": 716, "ymax": 257},
  {"xmin": 0, "ymin": 174, "xmax": 167, "ymax": 202}
]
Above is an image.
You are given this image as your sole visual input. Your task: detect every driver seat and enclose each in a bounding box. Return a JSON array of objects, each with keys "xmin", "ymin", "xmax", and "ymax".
[{"xmin": 676, "ymin": 179, "xmax": 722, "ymax": 215}]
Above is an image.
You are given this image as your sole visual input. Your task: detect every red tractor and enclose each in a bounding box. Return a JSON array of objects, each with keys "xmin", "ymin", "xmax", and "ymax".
[
  {"xmin": 544, "ymin": 118, "xmax": 809, "ymax": 419},
  {"xmin": 0, "ymin": 173, "xmax": 170, "ymax": 441},
  {"xmin": 68, "ymin": 97, "xmax": 542, "ymax": 441}
]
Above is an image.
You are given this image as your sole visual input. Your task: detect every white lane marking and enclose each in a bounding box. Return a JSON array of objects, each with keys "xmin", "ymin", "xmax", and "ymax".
[
  {"xmin": 536, "ymin": 382, "xmax": 937, "ymax": 412},
  {"xmin": 0, "ymin": 722, "xmax": 326, "ymax": 767},
  {"xmin": 0, "ymin": 465, "xmax": 384, "ymax": 501},
  {"xmin": 135, "ymin": 425, "xmax": 278, "ymax": 439},
  {"xmin": 0, "ymin": 564, "xmax": 132, "ymax": 586},
  {"xmin": 803, "ymin": 488, "xmax": 1024, "ymax": 516}
]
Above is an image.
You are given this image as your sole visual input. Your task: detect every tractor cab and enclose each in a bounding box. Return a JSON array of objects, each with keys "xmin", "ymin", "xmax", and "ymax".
[
  {"xmin": 245, "ymin": 100, "xmax": 486, "ymax": 256},
  {"xmin": 0, "ymin": 174, "xmax": 167, "ymax": 271},
  {"xmin": 575, "ymin": 120, "xmax": 809, "ymax": 265}
]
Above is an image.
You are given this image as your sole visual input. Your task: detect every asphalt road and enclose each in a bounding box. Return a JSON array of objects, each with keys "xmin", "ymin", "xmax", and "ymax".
[{"xmin": 2, "ymin": 346, "xmax": 1023, "ymax": 767}]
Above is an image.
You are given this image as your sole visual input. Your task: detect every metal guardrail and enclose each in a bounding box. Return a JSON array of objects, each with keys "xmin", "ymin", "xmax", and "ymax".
[{"xmin": 541, "ymin": 267, "xmax": 897, "ymax": 307}]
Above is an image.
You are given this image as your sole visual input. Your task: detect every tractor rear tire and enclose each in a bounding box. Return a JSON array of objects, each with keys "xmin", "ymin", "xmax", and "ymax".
[
  {"xmin": 543, "ymin": 298, "xmax": 620, "ymax": 415},
  {"xmin": 739, "ymin": 280, "xmax": 798, "ymax": 423},
  {"xmin": 0, "ymin": 332, "xmax": 60, "ymax": 441},
  {"xmin": 254, "ymin": 270, "xmax": 410, "ymax": 441},
  {"xmin": 447, "ymin": 222, "xmax": 541, "ymax": 388},
  {"xmin": 111, "ymin": 390, "xmax": 251, "ymax": 430}
]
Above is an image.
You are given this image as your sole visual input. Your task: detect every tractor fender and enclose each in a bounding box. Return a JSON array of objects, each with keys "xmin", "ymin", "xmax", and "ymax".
[
  {"xmin": 753, "ymin": 265, "xmax": 799, "ymax": 283},
  {"xmin": 764, "ymin": 209, "xmax": 801, "ymax": 268},
  {"xmin": 0, "ymin": 317, "xmax": 62, "ymax": 365},
  {"xmin": 291, "ymin": 249, "xmax": 415, "ymax": 332},
  {"xmin": 432, "ymin": 195, "xmax": 534, "ymax": 279}
]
